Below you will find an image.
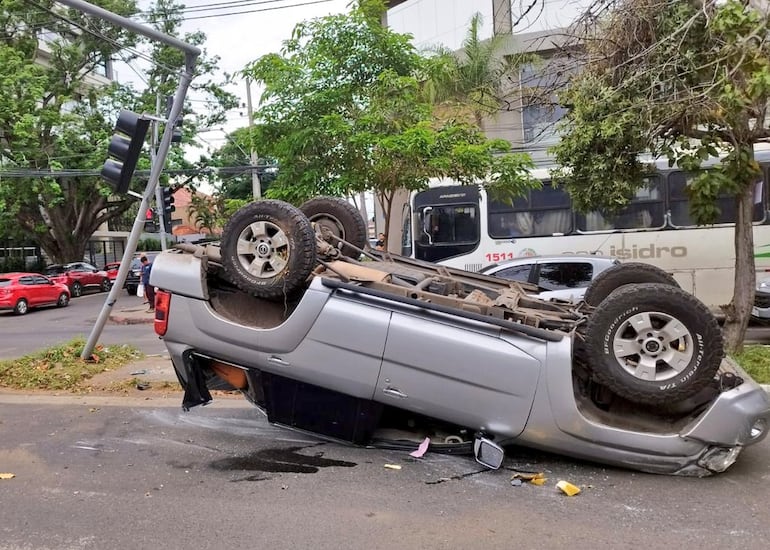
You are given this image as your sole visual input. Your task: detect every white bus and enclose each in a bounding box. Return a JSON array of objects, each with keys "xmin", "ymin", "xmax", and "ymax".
[{"xmin": 399, "ymin": 155, "xmax": 770, "ymax": 310}]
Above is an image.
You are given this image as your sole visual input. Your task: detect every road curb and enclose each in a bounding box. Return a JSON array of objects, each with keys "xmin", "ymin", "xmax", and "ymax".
[{"xmin": 108, "ymin": 315, "xmax": 154, "ymax": 325}]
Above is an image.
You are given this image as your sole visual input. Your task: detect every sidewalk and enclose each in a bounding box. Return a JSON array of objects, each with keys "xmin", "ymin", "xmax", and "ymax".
[
  {"xmin": 102, "ymin": 301, "xmax": 180, "ymax": 388},
  {"xmin": 108, "ymin": 301, "xmax": 156, "ymax": 325}
]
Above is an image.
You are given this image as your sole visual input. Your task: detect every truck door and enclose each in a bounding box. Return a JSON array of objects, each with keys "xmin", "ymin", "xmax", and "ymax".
[{"xmin": 374, "ymin": 310, "xmax": 541, "ymax": 438}]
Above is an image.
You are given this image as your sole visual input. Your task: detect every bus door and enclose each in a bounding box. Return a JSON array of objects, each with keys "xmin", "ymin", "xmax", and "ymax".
[{"xmin": 412, "ymin": 185, "xmax": 481, "ymax": 263}]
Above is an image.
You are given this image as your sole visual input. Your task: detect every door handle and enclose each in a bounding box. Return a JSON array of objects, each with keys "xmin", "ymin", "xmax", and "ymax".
[
  {"xmin": 382, "ymin": 387, "xmax": 408, "ymax": 399},
  {"xmin": 268, "ymin": 356, "xmax": 290, "ymax": 367}
]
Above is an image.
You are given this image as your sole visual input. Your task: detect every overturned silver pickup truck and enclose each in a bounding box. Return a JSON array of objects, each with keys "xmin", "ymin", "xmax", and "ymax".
[{"xmin": 149, "ymin": 197, "xmax": 770, "ymax": 476}]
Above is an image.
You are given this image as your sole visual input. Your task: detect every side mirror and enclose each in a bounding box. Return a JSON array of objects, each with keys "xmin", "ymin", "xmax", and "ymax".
[
  {"xmin": 421, "ymin": 206, "xmax": 433, "ymax": 245},
  {"xmin": 473, "ymin": 436, "xmax": 504, "ymax": 470}
]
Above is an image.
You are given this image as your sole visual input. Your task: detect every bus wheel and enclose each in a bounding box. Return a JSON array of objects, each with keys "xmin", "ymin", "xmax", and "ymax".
[
  {"xmin": 583, "ymin": 262, "xmax": 679, "ymax": 307},
  {"xmin": 221, "ymin": 200, "xmax": 317, "ymax": 299},
  {"xmin": 300, "ymin": 197, "xmax": 368, "ymax": 258},
  {"xmin": 584, "ymin": 283, "xmax": 723, "ymax": 406}
]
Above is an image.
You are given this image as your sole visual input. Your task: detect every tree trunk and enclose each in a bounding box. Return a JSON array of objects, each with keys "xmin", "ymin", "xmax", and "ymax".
[{"xmin": 721, "ymin": 184, "xmax": 757, "ymax": 353}]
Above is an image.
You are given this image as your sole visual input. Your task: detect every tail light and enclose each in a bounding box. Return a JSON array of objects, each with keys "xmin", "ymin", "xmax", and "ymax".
[{"xmin": 154, "ymin": 289, "xmax": 171, "ymax": 336}]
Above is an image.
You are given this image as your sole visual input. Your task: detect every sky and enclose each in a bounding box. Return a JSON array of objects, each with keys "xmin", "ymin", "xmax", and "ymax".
[{"xmin": 159, "ymin": 0, "xmax": 353, "ymax": 151}]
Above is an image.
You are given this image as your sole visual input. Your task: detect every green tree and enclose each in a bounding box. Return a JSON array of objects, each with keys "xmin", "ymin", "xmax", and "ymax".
[
  {"xmin": 0, "ymin": 0, "xmax": 236, "ymax": 263},
  {"xmin": 239, "ymin": 0, "xmax": 538, "ymax": 239},
  {"xmin": 424, "ymin": 12, "xmax": 534, "ymax": 129},
  {"xmin": 0, "ymin": 0, "xmax": 141, "ymax": 263},
  {"xmin": 551, "ymin": 0, "xmax": 770, "ymax": 351}
]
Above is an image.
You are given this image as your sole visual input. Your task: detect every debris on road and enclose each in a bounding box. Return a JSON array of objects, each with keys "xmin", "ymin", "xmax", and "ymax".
[{"xmin": 556, "ymin": 480, "xmax": 581, "ymax": 496}]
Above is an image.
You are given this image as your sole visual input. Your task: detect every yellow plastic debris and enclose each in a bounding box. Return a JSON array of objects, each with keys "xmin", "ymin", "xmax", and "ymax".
[
  {"xmin": 530, "ymin": 477, "xmax": 547, "ymax": 486},
  {"xmin": 0, "ymin": 473, "xmax": 15, "ymax": 480},
  {"xmin": 556, "ymin": 480, "xmax": 581, "ymax": 496},
  {"xmin": 383, "ymin": 464, "xmax": 402, "ymax": 470}
]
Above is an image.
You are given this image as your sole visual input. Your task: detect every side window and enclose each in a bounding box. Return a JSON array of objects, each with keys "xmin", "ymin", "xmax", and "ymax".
[
  {"xmin": 668, "ymin": 171, "xmax": 764, "ymax": 226},
  {"xmin": 577, "ymin": 175, "xmax": 665, "ymax": 231},
  {"xmin": 32, "ymin": 276, "xmax": 50, "ymax": 284},
  {"xmin": 490, "ymin": 264, "xmax": 533, "ymax": 283},
  {"xmin": 488, "ymin": 182, "xmax": 572, "ymax": 238},
  {"xmin": 538, "ymin": 262, "xmax": 593, "ymax": 290},
  {"xmin": 19, "ymin": 276, "xmax": 35, "ymax": 286}
]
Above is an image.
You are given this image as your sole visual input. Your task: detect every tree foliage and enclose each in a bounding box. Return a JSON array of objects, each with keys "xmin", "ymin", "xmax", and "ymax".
[
  {"xmin": 239, "ymin": 0, "xmax": 538, "ymax": 238},
  {"xmin": 0, "ymin": 0, "xmax": 236, "ymax": 263},
  {"xmin": 551, "ymin": 0, "xmax": 770, "ymax": 351},
  {"xmin": 423, "ymin": 12, "xmax": 534, "ymax": 129}
]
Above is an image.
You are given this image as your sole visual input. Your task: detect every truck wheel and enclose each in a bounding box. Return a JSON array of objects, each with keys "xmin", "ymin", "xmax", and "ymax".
[
  {"xmin": 300, "ymin": 197, "xmax": 368, "ymax": 258},
  {"xmin": 584, "ymin": 283, "xmax": 723, "ymax": 406},
  {"xmin": 221, "ymin": 200, "xmax": 316, "ymax": 299},
  {"xmin": 583, "ymin": 262, "xmax": 679, "ymax": 306}
]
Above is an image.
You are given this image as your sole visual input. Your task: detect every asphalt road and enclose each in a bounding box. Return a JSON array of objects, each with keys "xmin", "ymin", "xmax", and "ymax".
[
  {"xmin": 0, "ymin": 290, "xmax": 166, "ymax": 359},
  {"xmin": 0, "ymin": 394, "xmax": 769, "ymax": 550}
]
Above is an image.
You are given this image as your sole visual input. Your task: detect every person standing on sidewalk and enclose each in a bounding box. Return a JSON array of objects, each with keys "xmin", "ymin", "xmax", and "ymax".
[{"xmin": 140, "ymin": 256, "xmax": 155, "ymax": 312}]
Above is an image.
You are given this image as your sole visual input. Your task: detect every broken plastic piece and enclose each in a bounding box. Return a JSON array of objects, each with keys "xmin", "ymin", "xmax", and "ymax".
[
  {"xmin": 383, "ymin": 464, "xmax": 402, "ymax": 470},
  {"xmin": 556, "ymin": 480, "xmax": 581, "ymax": 496},
  {"xmin": 510, "ymin": 478, "xmax": 523, "ymax": 486},
  {"xmin": 409, "ymin": 437, "xmax": 431, "ymax": 458},
  {"xmin": 530, "ymin": 477, "xmax": 547, "ymax": 486},
  {"xmin": 0, "ymin": 473, "xmax": 15, "ymax": 480},
  {"xmin": 136, "ymin": 382, "xmax": 151, "ymax": 391},
  {"xmin": 130, "ymin": 370, "xmax": 147, "ymax": 376}
]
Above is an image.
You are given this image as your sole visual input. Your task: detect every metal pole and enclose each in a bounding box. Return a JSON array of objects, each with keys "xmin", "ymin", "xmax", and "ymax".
[
  {"xmin": 153, "ymin": 93, "xmax": 169, "ymax": 251},
  {"xmin": 245, "ymin": 78, "xmax": 262, "ymax": 199},
  {"xmin": 71, "ymin": 0, "xmax": 200, "ymax": 359}
]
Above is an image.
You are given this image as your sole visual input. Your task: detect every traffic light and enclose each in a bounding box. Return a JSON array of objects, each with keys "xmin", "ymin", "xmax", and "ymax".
[
  {"xmin": 160, "ymin": 187, "xmax": 175, "ymax": 229},
  {"xmin": 101, "ymin": 110, "xmax": 150, "ymax": 194},
  {"xmin": 144, "ymin": 208, "xmax": 158, "ymax": 233},
  {"xmin": 165, "ymin": 96, "xmax": 183, "ymax": 143}
]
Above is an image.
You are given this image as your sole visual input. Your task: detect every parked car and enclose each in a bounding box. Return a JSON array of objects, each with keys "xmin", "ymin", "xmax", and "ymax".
[
  {"xmin": 0, "ymin": 272, "xmax": 70, "ymax": 315},
  {"xmin": 102, "ymin": 262, "xmax": 121, "ymax": 286},
  {"xmin": 479, "ymin": 255, "xmax": 620, "ymax": 302},
  {"xmin": 43, "ymin": 262, "xmax": 110, "ymax": 297},
  {"xmin": 149, "ymin": 198, "xmax": 769, "ymax": 476}
]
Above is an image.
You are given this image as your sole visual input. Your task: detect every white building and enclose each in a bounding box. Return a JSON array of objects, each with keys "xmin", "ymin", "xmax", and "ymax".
[{"xmin": 386, "ymin": 0, "xmax": 591, "ymax": 165}]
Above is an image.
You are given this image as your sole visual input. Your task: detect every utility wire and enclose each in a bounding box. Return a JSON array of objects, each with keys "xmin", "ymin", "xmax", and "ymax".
[{"xmin": 137, "ymin": 0, "xmax": 334, "ymax": 22}]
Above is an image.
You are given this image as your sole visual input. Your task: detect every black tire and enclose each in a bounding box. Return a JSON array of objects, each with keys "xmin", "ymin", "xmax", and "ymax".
[
  {"xmin": 126, "ymin": 285, "xmax": 137, "ymax": 296},
  {"xmin": 299, "ymin": 196, "xmax": 368, "ymax": 258},
  {"xmin": 221, "ymin": 200, "xmax": 316, "ymax": 299},
  {"xmin": 583, "ymin": 262, "xmax": 679, "ymax": 306},
  {"xmin": 56, "ymin": 292, "xmax": 69, "ymax": 308},
  {"xmin": 100, "ymin": 278, "xmax": 111, "ymax": 292},
  {"xmin": 584, "ymin": 283, "xmax": 723, "ymax": 406},
  {"xmin": 14, "ymin": 298, "xmax": 28, "ymax": 315},
  {"xmin": 71, "ymin": 281, "xmax": 83, "ymax": 298}
]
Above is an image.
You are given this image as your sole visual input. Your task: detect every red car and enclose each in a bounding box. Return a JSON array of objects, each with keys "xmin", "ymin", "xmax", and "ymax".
[
  {"xmin": 0, "ymin": 272, "xmax": 71, "ymax": 315},
  {"xmin": 102, "ymin": 262, "xmax": 121, "ymax": 285},
  {"xmin": 43, "ymin": 262, "xmax": 111, "ymax": 297}
]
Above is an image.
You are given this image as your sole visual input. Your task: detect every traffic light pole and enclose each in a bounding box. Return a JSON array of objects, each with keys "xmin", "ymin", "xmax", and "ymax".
[
  {"xmin": 152, "ymin": 93, "xmax": 169, "ymax": 251},
  {"xmin": 59, "ymin": 0, "xmax": 201, "ymax": 360}
]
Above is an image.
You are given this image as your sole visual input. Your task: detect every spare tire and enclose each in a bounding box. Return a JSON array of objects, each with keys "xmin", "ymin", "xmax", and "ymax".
[
  {"xmin": 221, "ymin": 200, "xmax": 316, "ymax": 299},
  {"xmin": 583, "ymin": 262, "xmax": 679, "ymax": 306},
  {"xmin": 300, "ymin": 197, "xmax": 368, "ymax": 258},
  {"xmin": 584, "ymin": 283, "xmax": 723, "ymax": 406}
]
